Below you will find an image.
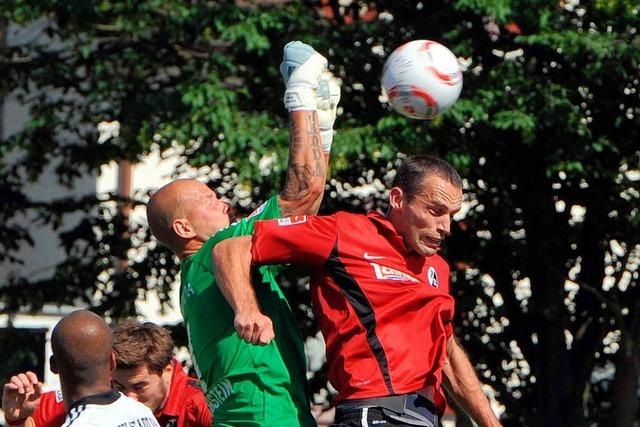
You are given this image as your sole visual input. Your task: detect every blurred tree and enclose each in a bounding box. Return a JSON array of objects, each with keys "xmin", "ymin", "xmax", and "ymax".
[{"xmin": 0, "ymin": 1, "xmax": 638, "ymax": 425}]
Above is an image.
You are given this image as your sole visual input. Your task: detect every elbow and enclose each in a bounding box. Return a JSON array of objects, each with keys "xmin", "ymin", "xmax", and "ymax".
[{"xmin": 306, "ymin": 179, "xmax": 325, "ymax": 205}]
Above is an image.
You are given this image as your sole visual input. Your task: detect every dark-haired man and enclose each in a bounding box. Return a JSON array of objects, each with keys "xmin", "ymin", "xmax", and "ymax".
[{"xmin": 213, "ymin": 155, "xmax": 502, "ymax": 427}]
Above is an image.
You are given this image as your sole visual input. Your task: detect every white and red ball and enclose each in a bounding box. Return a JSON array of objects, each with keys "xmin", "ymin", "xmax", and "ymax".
[{"xmin": 382, "ymin": 40, "xmax": 463, "ymax": 120}]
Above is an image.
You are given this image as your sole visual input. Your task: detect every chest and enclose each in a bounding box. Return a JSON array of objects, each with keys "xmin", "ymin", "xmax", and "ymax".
[{"xmin": 331, "ymin": 231, "xmax": 448, "ymax": 299}]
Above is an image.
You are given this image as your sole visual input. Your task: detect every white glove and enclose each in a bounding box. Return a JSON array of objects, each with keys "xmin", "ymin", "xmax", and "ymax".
[
  {"xmin": 280, "ymin": 41, "xmax": 328, "ymax": 111},
  {"xmin": 316, "ymin": 71, "xmax": 341, "ymax": 152}
]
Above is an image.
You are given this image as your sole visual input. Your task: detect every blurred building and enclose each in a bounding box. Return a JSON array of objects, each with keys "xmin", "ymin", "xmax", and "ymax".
[{"xmin": 0, "ymin": 22, "xmax": 188, "ymax": 425}]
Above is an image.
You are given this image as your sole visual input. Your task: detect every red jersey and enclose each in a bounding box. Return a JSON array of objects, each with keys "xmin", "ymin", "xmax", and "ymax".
[
  {"xmin": 31, "ymin": 360, "xmax": 211, "ymax": 427},
  {"xmin": 155, "ymin": 359, "xmax": 211, "ymax": 427},
  {"xmin": 252, "ymin": 211, "xmax": 455, "ymax": 413}
]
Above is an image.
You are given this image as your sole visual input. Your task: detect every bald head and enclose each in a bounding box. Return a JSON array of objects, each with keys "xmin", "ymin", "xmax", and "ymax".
[
  {"xmin": 146, "ymin": 179, "xmax": 200, "ymax": 252},
  {"xmin": 51, "ymin": 310, "xmax": 114, "ymax": 387},
  {"xmin": 147, "ymin": 179, "xmax": 231, "ymax": 257}
]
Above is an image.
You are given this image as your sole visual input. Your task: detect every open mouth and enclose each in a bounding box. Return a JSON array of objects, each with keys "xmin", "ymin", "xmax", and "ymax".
[
  {"xmin": 225, "ymin": 204, "xmax": 237, "ymax": 222},
  {"xmin": 424, "ymin": 236, "xmax": 442, "ymax": 249}
]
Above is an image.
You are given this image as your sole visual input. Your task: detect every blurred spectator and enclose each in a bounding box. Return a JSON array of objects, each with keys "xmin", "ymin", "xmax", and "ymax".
[
  {"xmin": 2, "ymin": 310, "xmax": 158, "ymax": 426},
  {"xmin": 2, "ymin": 319, "xmax": 210, "ymax": 427}
]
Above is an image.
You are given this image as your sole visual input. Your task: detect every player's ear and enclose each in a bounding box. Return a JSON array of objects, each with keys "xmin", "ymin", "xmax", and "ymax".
[
  {"xmin": 109, "ymin": 352, "xmax": 116, "ymax": 373},
  {"xmin": 164, "ymin": 361, "xmax": 174, "ymax": 375},
  {"xmin": 173, "ymin": 218, "xmax": 196, "ymax": 239},
  {"xmin": 50, "ymin": 355, "xmax": 59, "ymax": 374},
  {"xmin": 389, "ymin": 187, "xmax": 405, "ymax": 211}
]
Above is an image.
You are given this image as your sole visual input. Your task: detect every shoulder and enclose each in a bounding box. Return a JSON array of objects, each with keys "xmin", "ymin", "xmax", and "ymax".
[
  {"xmin": 181, "ymin": 379, "xmax": 212, "ymax": 425},
  {"xmin": 182, "ymin": 376, "xmax": 208, "ymax": 404},
  {"xmin": 333, "ymin": 211, "xmax": 371, "ymax": 228},
  {"xmin": 208, "ymin": 197, "xmax": 279, "ymax": 244},
  {"xmin": 34, "ymin": 390, "xmax": 66, "ymax": 424}
]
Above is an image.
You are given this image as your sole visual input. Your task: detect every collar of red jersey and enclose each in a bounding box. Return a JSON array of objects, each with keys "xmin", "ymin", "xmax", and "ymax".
[
  {"xmin": 156, "ymin": 358, "xmax": 189, "ymax": 417},
  {"xmin": 366, "ymin": 211, "xmax": 418, "ymax": 258}
]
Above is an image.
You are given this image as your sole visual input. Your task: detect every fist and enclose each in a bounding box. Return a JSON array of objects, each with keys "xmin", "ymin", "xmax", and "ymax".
[
  {"xmin": 280, "ymin": 41, "xmax": 328, "ymax": 88},
  {"xmin": 2, "ymin": 371, "xmax": 42, "ymax": 422},
  {"xmin": 234, "ymin": 310, "xmax": 275, "ymax": 345}
]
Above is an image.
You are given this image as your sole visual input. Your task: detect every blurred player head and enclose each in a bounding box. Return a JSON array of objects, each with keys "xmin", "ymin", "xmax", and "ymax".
[
  {"xmin": 146, "ymin": 179, "xmax": 231, "ymax": 258},
  {"xmin": 111, "ymin": 320, "xmax": 175, "ymax": 413},
  {"xmin": 50, "ymin": 310, "xmax": 115, "ymax": 407},
  {"xmin": 388, "ymin": 155, "xmax": 463, "ymax": 257}
]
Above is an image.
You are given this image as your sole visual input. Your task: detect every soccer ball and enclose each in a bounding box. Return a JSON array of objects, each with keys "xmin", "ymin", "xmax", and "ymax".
[{"xmin": 381, "ymin": 40, "xmax": 463, "ymax": 120}]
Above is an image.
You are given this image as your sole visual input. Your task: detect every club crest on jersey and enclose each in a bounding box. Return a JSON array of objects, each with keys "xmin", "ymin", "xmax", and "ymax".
[
  {"xmin": 427, "ymin": 266, "xmax": 439, "ymax": 288},
  {"xmin": 277, "ymin": 215, "xmax": 307, "ymax": 226},
  {"xmin": 371, "ymin": 262, "xmax": 419, "ymax": 283}
]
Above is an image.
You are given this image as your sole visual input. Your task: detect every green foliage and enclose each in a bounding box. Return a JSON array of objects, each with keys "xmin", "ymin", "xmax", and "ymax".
[{"xmin": 1, "ymin": 1, "xmax": 639, "ymax": 425}]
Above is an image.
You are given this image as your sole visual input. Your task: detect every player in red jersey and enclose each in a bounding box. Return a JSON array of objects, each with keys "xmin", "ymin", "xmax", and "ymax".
[
  {"xmin": 2, "ymin": 320, "xmax": 210, "ymax": 427},
  {"xmin": 213, "ymin": 155, "xmax": 502, "ymax": 426}
]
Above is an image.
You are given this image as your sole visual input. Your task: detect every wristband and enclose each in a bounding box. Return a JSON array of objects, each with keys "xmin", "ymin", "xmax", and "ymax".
[
  {"xmin": 320, "ymin": 129, "xmax": 333, "ymax": 152},
  {"xmin": 283, "ymin": 87, "xmax": 317, "ymax": 112}
]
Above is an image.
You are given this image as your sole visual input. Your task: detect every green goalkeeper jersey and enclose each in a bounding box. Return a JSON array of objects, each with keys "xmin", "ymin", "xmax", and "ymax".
[{"xmin": 179, "ymin": 195, "xmax": 315, "ymax": 427}]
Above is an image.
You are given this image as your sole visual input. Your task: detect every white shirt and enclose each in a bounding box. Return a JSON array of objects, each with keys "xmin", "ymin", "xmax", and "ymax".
[{"xmin": 62, "ymin": 390, "xmax": 159, "ymax": 427}]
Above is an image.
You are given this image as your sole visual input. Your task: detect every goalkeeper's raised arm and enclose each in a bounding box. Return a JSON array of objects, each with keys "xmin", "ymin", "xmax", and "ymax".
[{"xmin": 278, "ymin": 40, "xmax": 340, "ymax": 217}]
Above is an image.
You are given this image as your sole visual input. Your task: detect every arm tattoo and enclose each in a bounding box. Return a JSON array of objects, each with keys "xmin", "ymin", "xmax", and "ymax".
[{"xmin": 281, "ymin": 112, "xmax": 324, "ymax": 201}]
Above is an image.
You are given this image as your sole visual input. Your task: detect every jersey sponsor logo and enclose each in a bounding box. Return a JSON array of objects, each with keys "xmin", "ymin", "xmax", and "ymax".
[
  {"xmin": 277, "ymin": 215, "xmax": 307, "ymax": 226},
  {"xmin": 206, "ymin": 379, "xmax": 233, "ymax": 413},
  {"xmin": 371, "ymin": 262, "xmax": 419, "ymax": 283},
  {"xmin": 427, "ymin": 266, "xmax": 439, "ymax": 288},
  {"xmin": 363, "ymin": 252, "xmax": 386, "ymax": 260}
]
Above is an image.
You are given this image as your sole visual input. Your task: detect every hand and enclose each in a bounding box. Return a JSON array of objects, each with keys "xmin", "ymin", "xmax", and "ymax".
[
  {"xmin": 316, "ymin": 71, "xmax": 341, "ymax": 152},
  {"xmin": 234, "ymin": 309, "xmax": 275, "ymax": 345},
  {"xmin": 2, "ymin": 371, "xmax": 42, "ymax": 422},
  {"xmin": 280, "ymin": 41, "xmax": 328, "ymax": 111}
]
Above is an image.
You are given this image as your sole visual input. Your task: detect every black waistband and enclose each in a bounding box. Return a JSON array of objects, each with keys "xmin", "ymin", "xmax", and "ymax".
[{"xmin": 338, "ymin": 393, "xmax": 439, "ymax": 426}]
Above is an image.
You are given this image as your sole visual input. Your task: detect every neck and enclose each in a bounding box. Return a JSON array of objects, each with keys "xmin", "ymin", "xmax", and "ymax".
[
  {"xmin": 62, "ymin": 380, "xmax": 113, "ymax": 412},
  {"xmin": 178, "ymin": 240, "xmax": 203, "ymax": 260}
]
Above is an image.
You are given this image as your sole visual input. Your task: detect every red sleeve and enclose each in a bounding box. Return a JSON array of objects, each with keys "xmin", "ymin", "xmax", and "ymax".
[
  {"xmin": 252, "ymin": 214, "xmax": 338, "ymax": 266},
  {"xmin": 33, "ymin": 390, "xmax": 66, "ymax": 427}
]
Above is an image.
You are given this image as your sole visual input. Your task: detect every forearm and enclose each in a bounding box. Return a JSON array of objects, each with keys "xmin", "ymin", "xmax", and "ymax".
[
  {"xmin": 279, "ymin": 110, "xmax": 326, "ymax": 217},
  {"xmin": 443, "ymin": 337, "xmax": 502, "ymax": 427},
  {"xmin": 212, "ymin": 237, "xmax": 258, "ymax": 314}
]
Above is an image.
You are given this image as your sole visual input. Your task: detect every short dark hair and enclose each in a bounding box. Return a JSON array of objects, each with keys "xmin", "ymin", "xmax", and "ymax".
[
  {"xmin": 391, "ymin": 154, "xmax": 463, "ymax": 201},
  {"xmin": 113, "ymin": 320, "xmax": 174, "ymax": 373}
]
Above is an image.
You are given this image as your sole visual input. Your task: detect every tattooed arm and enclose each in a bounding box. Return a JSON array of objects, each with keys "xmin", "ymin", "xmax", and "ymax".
[{"xmin": 278, "ymin": 110, "xmax": 328, "ymax": 217}]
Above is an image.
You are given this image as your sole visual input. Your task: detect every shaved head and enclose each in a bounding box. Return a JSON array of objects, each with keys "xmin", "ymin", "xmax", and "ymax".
[
  {"xmin": 51, "ymin": 310, "xmax": 114, "ymax": 388},
  {"xmin": 147, "ymin": 179, "xmax": 198, "ymax": 252},
  {"xmin": 147, "ymin": 179, "xmax": 230, "ymax": 257}
]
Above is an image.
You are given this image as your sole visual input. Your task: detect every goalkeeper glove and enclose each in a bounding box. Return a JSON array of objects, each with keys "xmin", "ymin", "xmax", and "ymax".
[{"xmin": 280, "ymin": 41, "xmax": 328, "ymax": 111}]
